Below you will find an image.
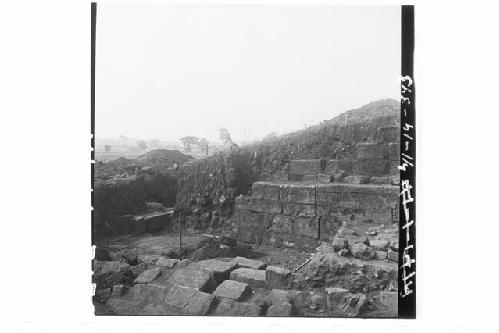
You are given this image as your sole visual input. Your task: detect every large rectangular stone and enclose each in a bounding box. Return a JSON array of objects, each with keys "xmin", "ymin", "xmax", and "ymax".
[
  {"xmin": 169, "ymin": 266, "xmax": 217, "ymax": 293},
  {"xmin": 251, "ymin": 182, "xmax": 281, "ymax": 200},
  {"xmin": 288, "ymin": 159, "xmax": 323, "ymax": 177},
  {"xmin": 352, "ymin": 158, "xmax": 389, "ymax": 176},
  {"xmin": 356, "ymin": 143, "xmax": 390, "ymax": 159},
  {"xmin": 197, "ymin": 259, "xmax": 238, "ymax": 283},
  {"xmin": 213, "ymin": 280, "xmax": 252, "ymax": 301},
  {"xmin": 283, "ymin": 202, "xmax": 316, "ymax": 217},
  {"xmin": 230, "ymin": 268, "xmax": 266, "ymax": 289},
  {"xmin": 251, "ymin": 198, "xmax": 282, "ymax": 214},
  {"xmin": 279, "ymin": 184, "xmax": 316, "ymax": 204},
  {"xmin": 164, "ymin": 284, "xmax": 216, "ymax": 315},
  {"xmin": 324, "ymin": 159, "xmax": 353, "ymax": 175}
]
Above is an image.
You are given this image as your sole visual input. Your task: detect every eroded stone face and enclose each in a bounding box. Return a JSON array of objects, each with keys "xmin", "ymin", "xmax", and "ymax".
[
  {"xmin": 231, "ymin": 256, "xmax": 266, "ymax": 270},
  {"xmin": 230, "ymin": 268, "xmax": 266, "ymax": 289}
]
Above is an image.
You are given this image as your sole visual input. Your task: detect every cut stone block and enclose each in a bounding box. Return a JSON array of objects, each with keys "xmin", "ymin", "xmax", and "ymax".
[
  {"xmin": 251, "ymin": 182, "xmax": 281, "ymax": 200},
  {"xmin": 265, "ymin": 266, "xmax": 291, "ymax": 289},
  {"xmin": 279, "ymin": 184, "xmax": 316, "ymax": 204},
  {"xmin": 344, "ymin": 175, "xmax": 371, "ymax": 184},
  {"xmin": 213, "ymin": 298, "xmax": 262, "ymax": 316},
  {"xmin": 231, "ymin": 256, "xmax": 266, "ymax": 270},
  {"xmin": 230, "ymin": 268, "xmax": 266, "ymax": 289},
  {"xmin": 169, "ymin": 265, "xmax": 217, "ymax": 292},
  {"xmin": 164, "ymin": 284, "xmax": 216, "ymax": 315},
  {"xmin": 197, "ymin": 259, "xmax": 238, "ymax": 283},
  {"xmin": 288, "ymin": 159, "xmax": 323, "ymax": 177},
  {"xmin": 251, "ymin": 198, "xmax": 283, "ymax": 214},
  {"xmin": 356, "ymin": 143, "xmax": 389, "ymax": 159},
  {"xmin": 267, "ymin": 302, "xmax": 293, "ymax": 316},
  {"xmin": 283, "ymin": 202, "xmax": 316, "ymax": 217},
  {"xmin": 213, "ymin": 280, "xmax": 252, "ymax": 301},
  {"xmin": 134, "ymin": 268, "xmax": 161, "ymax": 284}
]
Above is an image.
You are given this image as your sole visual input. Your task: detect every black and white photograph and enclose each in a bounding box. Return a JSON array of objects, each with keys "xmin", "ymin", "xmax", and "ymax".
[
  {"xmin": 91, "ymin": 3, "xmax": 413, "ymax": 317},
  {"xmin": 1, "ymin": 0, "xmax": 499, "ymax": 332}
]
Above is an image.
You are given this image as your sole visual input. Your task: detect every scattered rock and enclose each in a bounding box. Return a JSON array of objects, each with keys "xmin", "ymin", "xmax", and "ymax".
[
  {"xmin": 134, "ymin": 268, "xmax": 161, "ymax": 284},
  {"xmin": 230, "ymin": 268, "xmax": 266, "ymax": 289},
  {"xmin": 213, "ymin": 280, "xmax": 252, "ymax": 301},
  {"xmin": 350, "ymin": 243, "xmax": 376, "ymax": 260}
]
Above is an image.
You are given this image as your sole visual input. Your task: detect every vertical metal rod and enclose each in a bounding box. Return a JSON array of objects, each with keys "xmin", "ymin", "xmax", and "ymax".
[{"xmin": 178, "ymin": 212, "xmax": 182, "ymax": 260}]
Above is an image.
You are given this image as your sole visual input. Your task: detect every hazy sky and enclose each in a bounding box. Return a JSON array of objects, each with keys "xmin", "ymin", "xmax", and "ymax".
[{"xmin": 96, "ymin": 4, "xmax": 401, "ymax": 143}]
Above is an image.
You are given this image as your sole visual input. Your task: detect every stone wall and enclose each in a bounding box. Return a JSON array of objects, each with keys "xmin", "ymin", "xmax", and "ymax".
[{"xmin": 231, "ymin": 181, "xmax": 398, "ymax": 250}]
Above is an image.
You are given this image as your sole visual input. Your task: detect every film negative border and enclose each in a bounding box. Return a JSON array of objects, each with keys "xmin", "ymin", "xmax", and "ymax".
[{"xmin": 398, "ymin": 5, "xmax": 416, "ymax": 319}]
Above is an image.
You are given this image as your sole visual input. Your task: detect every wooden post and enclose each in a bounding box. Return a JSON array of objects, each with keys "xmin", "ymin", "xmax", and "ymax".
[{"xmin": 178, "ymin": 212, "xmax": 182, "ymax": 260}]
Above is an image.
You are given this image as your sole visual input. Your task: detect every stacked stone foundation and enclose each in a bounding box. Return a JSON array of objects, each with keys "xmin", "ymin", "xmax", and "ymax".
[{"xmin": 233, "ymin": 181, "xmax": 398, "ymax": 250}]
